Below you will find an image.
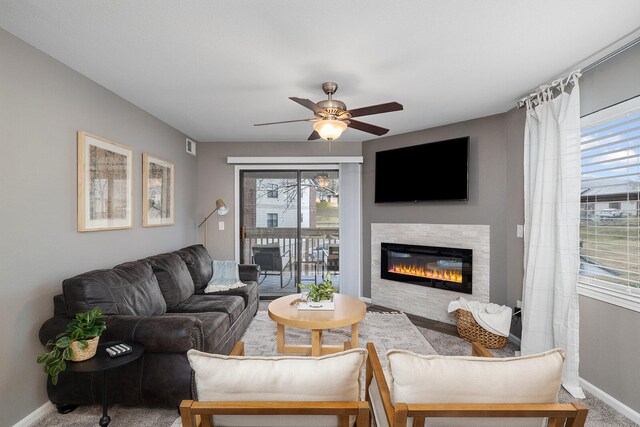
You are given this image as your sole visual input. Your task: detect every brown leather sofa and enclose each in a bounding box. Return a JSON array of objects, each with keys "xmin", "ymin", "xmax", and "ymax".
[{"xmin": 39, "ymin": 244, "xmax": 259, "ymax": 409}]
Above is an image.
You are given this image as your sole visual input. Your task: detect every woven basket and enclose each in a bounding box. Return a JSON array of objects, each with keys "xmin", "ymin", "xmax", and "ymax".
[
  {"xmin": 455, "ymin": 309, "xmax": 508, "ymax": 349},
  {"xmin": 69, "ymin": 336, "xmax": 100, "ymax": 362}
]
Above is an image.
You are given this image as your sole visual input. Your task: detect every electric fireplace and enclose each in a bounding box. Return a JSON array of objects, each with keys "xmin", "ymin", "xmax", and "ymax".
[{"xmin": 381, "ymin": 242, "xmax": 472, "ymax": 294}]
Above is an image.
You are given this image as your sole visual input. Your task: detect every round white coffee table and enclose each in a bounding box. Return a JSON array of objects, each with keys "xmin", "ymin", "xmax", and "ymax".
[{"xmin": 268, "ymin": 293, "xmax": 366, "ymax": 356}]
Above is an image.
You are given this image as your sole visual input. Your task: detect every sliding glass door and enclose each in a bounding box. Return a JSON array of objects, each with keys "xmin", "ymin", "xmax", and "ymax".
[{"xmin": 240, "ymin": 170, "xmax": 340, "ymax": 298}]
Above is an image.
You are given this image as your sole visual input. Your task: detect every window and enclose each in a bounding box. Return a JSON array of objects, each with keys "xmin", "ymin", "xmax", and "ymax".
[
  {"xmin": 267, "ymin": 184, "xmax": 278, "ymax": 198},
  {"xmin": 267, "ymin": 213, "xmax": 278, "ymax": 228},
  {"xmin": 579, "ymin": 96, "xmax": 640, "ymax": 311}
]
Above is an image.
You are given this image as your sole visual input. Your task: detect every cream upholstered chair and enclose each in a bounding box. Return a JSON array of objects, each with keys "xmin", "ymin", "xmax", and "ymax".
[
  {"xmin": 365, "ymin": 342, "xmax": 588, "ymax": 427},
  {"xmin": 180, "ymin": 341, "xmax": 369, "ymax": 427}
]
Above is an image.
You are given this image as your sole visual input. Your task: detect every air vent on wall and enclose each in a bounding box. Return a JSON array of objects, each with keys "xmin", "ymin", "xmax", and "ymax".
[{"xmin": 186, "ymin": 138, "xmax": 196, "ymax": 156}]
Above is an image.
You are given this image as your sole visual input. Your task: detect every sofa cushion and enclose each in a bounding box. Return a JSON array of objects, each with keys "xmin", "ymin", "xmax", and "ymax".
[
  {"xmin": 169, "ymin": 294, "xmax": 245, "ymax": 324},
  {"xmin": 145, "ymin": 252, "xmax": 195, "ymax": 310},
  {"xmin": 385, "ymin": 348, "xmax": 565, "ymax": 427},
  {"xmin": 188, "ymin": 348, "xmax": 368, "ymax": 427},
  {"xmin": 166, "ymin": 312, "xmax": 230, "ymax": 353},
  {"xmin": 63, "ymin": 260, "xmax": 166, "ymax": 316},
  {"xmin": 176, "ymin": 244, "xmax": 213, "ymax": 292}
]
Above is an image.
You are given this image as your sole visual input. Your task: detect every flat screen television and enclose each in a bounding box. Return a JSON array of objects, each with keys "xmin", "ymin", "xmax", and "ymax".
[{"xmin": 375, "ymin": 137, "xmax": 469, "ymax": 203}]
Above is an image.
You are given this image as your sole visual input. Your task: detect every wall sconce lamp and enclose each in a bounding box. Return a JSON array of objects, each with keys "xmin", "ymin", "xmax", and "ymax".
[{"xmin": 197, "ymin": 199, "xmax": 229, "ymax": 247}]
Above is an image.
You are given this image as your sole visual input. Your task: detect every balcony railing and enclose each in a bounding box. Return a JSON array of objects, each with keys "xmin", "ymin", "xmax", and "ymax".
[{"xmin": 242, "ymin": 227, "xmax": 339, "ymax": 274}]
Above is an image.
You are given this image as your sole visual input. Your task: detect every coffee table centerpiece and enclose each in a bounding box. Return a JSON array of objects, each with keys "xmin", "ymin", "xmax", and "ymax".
[{"xmin": 298, "ymin": 273, "xmax": 337, "ymax": 310}]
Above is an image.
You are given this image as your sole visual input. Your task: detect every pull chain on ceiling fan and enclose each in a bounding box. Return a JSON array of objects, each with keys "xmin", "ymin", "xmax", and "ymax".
[{"xmin": 254, "ymin": 82, "xmax": 403, "ymax": 141}]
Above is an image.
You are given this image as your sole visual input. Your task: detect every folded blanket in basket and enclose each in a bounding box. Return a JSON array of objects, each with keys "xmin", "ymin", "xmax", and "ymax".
[{"xmin": 447, "ymin": 297, "xmax": 512, "ymax": 337}]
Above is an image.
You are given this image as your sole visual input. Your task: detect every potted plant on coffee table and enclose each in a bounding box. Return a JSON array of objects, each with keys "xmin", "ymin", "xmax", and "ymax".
[
  {"xmin": 37, "ymin": 307, "xmax": 107, "ymax": 385},
  {"xmin": 300, "ymin": 273, "xmax": 337, "ymax": 307}
]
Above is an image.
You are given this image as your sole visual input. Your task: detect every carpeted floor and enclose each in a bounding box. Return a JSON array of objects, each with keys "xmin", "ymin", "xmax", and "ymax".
[{"xmin": 32, "ymin": 303, "xmax": 638, "ymax": 426}]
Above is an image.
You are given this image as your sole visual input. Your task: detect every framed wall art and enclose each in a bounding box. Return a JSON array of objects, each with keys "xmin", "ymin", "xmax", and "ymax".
[
  {"xmin": 77, "ymin": 131, "xmax": 133, "ymax": 232},
  {"xmin": 142, "ymin": 153, "xmax": 175, "ymax": 227}
]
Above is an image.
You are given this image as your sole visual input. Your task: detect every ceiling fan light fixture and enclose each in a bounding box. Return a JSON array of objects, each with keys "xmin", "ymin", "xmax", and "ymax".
[{"xmin": 313, "ymin": 119, "xmax": 347, "ymax": 140}]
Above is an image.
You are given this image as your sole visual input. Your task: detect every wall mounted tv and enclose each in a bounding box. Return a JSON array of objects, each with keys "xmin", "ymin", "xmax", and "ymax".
[{"xmin": 375, "ymin": 136, "xmax": 469, "ymax": 203}]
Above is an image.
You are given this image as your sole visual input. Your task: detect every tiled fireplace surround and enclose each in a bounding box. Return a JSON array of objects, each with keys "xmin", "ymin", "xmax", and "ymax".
[{"xmin": 371, "ymin": 223, "xmax": 490, "ymax": 324}]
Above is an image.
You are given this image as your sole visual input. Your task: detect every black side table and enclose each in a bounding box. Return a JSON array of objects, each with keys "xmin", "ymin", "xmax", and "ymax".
[{"xmin": 65, "ymin": 341, "xmax": 144, "ymax": 426}]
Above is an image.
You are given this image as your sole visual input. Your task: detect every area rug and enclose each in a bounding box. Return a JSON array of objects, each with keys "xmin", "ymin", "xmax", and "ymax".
[{"xmin": 241, "ymin": 310, "xmax": 437, "ymax": 366}]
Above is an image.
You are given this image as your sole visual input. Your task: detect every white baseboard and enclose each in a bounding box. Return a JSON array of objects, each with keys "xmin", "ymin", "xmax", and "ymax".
[
  {"xmin": 12, "ymin": 401, "xmax": 54, "ymax": 427},
  {"xmin": 579, "ymin": 377, "xmax": 640, "ymax": 424},
  {"xmin": 360, "ymin": 297, "xmax": 372, "ymax": 304}
]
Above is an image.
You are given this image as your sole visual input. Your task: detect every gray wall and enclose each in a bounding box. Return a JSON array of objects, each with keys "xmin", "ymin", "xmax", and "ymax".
[
  {"xmin": 362, "ymin": 112, "xmax": 521, "ymax": 306},
  {"xmin": 505, "ymin": 107, "xmax": 526, "ymax": 336},
  {"xmin": 0, "ymin": 29, "xmax": 198, "ymax": 426},
  {"xmin": 577, "ymin": 43, "xmax": 640, "ymax": 413},
  {"xmin": 196, "ymin": 141, "xmax": 362, "ymax": 260}
]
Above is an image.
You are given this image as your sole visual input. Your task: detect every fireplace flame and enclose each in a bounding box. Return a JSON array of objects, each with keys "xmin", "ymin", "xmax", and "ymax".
[{"xmin": 389, "ymin": 263, "xmax": 463, "ymax": 283}]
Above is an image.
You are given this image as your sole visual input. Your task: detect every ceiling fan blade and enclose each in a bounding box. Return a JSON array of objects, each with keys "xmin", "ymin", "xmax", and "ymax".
[
  {"xmin": 308, "ymin": 130, "xmax": 321, "ymax": 140},
  {"xmin": 254, "ymin": 118, "xmax": 315, "ymax": 126},
  {"xmin": 289, "ymin": 97, "xmax": 325, "ymax": 115},
  {"xmin": 347, "ymin": 102, "xmax": 403, "ymax": 118},
  {"xmin": 347, "ymin": 119, "xmax": 389, "ymax": 136}
]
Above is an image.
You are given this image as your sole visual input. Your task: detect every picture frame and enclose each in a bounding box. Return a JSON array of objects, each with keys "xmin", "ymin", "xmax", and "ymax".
[
  {"xmin": 142, "ymin": 153, "xmax": 175, "ymax": 227},
  {"xmin": 78, "ymin": 131, "xmax": 133, "ymax": 232}
]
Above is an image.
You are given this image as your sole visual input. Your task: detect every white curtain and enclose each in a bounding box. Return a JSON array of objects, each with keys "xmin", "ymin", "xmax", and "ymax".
[
  {"xmin": 521, "ymin": 72, "xmax": 585, "ymax": 398},
  {"xmin": 338, "ymin": 163, "xmax": 362, "ymax": 297}
]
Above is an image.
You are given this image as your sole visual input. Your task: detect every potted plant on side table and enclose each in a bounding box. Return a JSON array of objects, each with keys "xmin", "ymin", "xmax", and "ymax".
[{"xmin": 37, "ymin": 307, "xmax": 107, "ymax": 385}]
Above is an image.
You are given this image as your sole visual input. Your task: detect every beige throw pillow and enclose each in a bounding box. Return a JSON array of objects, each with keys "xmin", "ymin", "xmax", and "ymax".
[
  {"xmin": 386, "ymin": 348, "xmax": 565, "ymax": 427},
  {"xmin": 188, "ymin": 348, "xmax": 368, "ymax": 427}
]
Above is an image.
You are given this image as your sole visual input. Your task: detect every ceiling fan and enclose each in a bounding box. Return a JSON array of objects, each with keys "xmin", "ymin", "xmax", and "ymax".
[{"xmin": 254, "ymin": 82, "xmax": 403, "ymax": 141}]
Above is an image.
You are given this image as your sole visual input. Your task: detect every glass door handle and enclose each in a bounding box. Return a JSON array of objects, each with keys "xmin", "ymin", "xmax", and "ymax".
[{"xmin": 241, "ymin": 224, "xmax": 246, "ymax": 241}]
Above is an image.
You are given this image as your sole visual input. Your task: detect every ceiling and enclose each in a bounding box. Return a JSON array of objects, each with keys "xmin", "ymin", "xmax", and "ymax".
[{"xmin": 1, "ymin": 1, "xmax": 639, "ymax": 143}]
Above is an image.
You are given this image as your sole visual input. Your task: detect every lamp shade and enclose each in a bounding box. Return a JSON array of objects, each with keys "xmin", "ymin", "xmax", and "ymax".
[
  {"xmin": 313, "ymin": 119, "xmax": 348, "ymax": 140},
  {"xmin": 215, "ymin": 199, "xmax": 229, "ymax": 215}
]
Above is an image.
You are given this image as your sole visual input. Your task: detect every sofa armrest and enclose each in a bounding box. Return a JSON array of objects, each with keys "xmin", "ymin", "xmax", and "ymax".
[
  {"xmin": 103, "ymin": 315, "xmax": 203, "ymax": 353},
  {"xmin": 239, "ymin": 264, "xmax": 260, "ymax": 283},
  {"xmin": 39, "ymin": 314, "xmax": 203, "ymax": 354},
  {"xmin": 39, "ymin": 315, "xmax": 70, "ymax": 346}
]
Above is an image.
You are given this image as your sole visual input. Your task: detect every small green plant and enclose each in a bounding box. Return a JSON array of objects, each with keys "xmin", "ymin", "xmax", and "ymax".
[
  {"xmin": 37, "ymin": 308, "xmax": 106, "ymax": 385},
  {"xmin": 300, "ymin": 273, "xmax": 337, "ymax": 302}
]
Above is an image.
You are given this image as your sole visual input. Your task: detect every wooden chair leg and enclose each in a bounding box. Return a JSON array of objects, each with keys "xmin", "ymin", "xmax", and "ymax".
[
  {"xmin": 201, "ymin": 414, "xmax": 213, "ymax": 427},
  {"xmin": 357, "ymin": 401, "xmax": 370, "ymax": 427},
  {"xmin": 394, "ymin": 403, "xmax": 408, "ymax": 427},
  {"xmin": 230, "ymin": 341, "xmax": 245, "ymax": 356},
  {"xmin": 179, "ymin": 400, "xmax": 194, "ymax": 427},
  {"xmin": 567, "ymin": 403, "xmax": 589, "ymax": 427}
]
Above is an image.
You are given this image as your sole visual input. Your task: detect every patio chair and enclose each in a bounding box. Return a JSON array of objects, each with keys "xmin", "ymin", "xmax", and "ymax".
[
  {"xmin": 180, "ymin": 341, "xmax": 370, "ymax": 427},
  {"xmin": 251, "ymin": 244, "xmax": 292, "ymax": 288},
  {"xmin": 365, "ymin": 341, "xmax": 588, "ymax": 427},
  {"xmin": 325, "ymin": 243, "xmax": 339, "ymax": 274}
]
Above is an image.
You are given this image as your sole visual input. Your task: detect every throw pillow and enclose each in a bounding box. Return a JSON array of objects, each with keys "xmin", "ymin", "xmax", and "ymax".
[
  {"xmin": 188, "ymin": 348, "xmax": 368, "ymax": 427},
  {"xmin": 204, "ymin": 260, "xmax": 246, "ymax": 293},
  {"xmin": 384, "ymin": 348, "xmax": 565, "ymax": 427}
]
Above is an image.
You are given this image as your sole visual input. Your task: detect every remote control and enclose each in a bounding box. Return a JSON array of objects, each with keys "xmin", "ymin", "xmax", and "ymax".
[{"xmin": 106, "ymin": 343, "xmax": 133, "ymax": 357}]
